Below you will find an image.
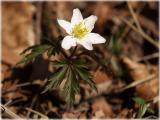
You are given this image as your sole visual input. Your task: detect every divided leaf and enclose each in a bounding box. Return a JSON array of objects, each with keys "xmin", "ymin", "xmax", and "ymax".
[
  {"xmin": 20, "ymin": 45, "xmax": 39, "ymax": 55},
  {"xmin": 47, "ymin": 47, "xmax": 60, "ymax": 57},
  {"xmin": 64, "ymin": 67, "xmax": 79, "ymax": 105},
  {"xmin": 43, "ymin": 67, "xmax": 67, "ymax": 93},
  {"xmin": 75, "ymin": 67, "xmax": 97, "ymax": 92},
  {"xmin": 42, "ymin": 58, "xmax": 97, "ymax": 105},
  {"xmin": 51, "ymin": 60, "xmax": 68, "ymax": 67},
  {"xmin": 72, "ymin": 59, "xmax": 87, "ymax": 68},
  {"xmin": 17, "ymin": 44, "xmax": 59, "ymax": 65}
]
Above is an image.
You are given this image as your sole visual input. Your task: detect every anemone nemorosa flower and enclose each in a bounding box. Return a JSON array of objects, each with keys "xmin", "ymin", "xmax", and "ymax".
[{"xmin": 57, "ymin": 8, "xmax": 106, "ymax": 50}]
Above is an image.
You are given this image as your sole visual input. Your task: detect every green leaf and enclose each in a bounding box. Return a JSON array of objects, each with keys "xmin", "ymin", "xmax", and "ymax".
[
  {"xmin": 133, "ymin": 97, "xmax": 155, "ymax": 118},
  {"xmin": 75, "ymin": 67, "xmax": 97, "ymax": 92},
  {"xmin": 42, "ymin": 67, "xmax": 67, "ymax": 93},
  {"xmin": 107, "ymin": 36, "xmax": 123, "ymax": 55},
  {"xmin": 147, "ymin": 108, "xmax": 155, "ymax": 114},
  {"xmin": 47, "ymin": 47, "xmax": 60, "ymax": 57},
  {"xmin": 133, "ymin": 97, "xmax": 146, "ymax": 106},
  {"xmin": 16, "ymin": 44, "xmax": 52, "ymax": 65},
  {"xmin": 32, "ymin": 44, "xmax": 51, "ymax": 52},
  {"xmin": 72, "ymin": 59, "xmax": 87, "ymax": 68},
  {"xmin": 51, "ymin": 60, "xmax": 68, "ymax": 67},
  {"xmin": 137, "ymin": 104, "xmax": 148, "ymax": 118},
  {"xmin": 17, "ymin": 52, "xmax": 41, "ymax": 65},
  {"xmin": 111, "ymin": 58, "xmax": 123, "ymax": 77},
  {"xmin": 20, "ymin": 45, "xmax": 38, "ymax": 55},
  {"xmin": 64, "ymin": 67, "xmax": 79, "ymax": 105}
]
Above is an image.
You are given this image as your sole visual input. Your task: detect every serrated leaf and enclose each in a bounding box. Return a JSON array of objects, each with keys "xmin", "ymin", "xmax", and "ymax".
[
  {"xmin": 75, "ymin": 67, "xmax": 97, "ymax": 92},
  {"xmin": 64, "ymin": 67, "xmax": 79, "ymax": 105},
  {"xmin": 51, "ymin": 60, "xmax": 68, "ymax": 67},
  {"xmin": 31, "ymin": 44, "xmax": 51, "ymax": 52},
  {"xmin": 47, "ymin": 47, "xmax": 54, "ymax": 58},
  {"xmin": 42, "ymin": 67, "xmax": 67, "ymax": 93},
  {"xmin": 72, "ymin": 59, "xmax": 87, "ymax": 68},
  {"xmin": 47, "ymin": 47, "xmax": 60, "ymax": 57},
  {"xmin": 16, "ymin": 44, "xmax": 52, "ymax": 65},
  {"xmin": 133, "ymin": 97, "xmax": 146, "ymax": 106},
  {"xmin": 20, "ymin": 45, "xmax": 38, "ymax": 55},
  {"xmin": 17, "ymin": 52, "xmax": 41, "ymax": 65}
]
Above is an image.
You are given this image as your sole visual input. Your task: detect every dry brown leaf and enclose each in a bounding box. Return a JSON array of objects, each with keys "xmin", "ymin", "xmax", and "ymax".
[
  {"xmin": 122, "ymin": 57, "xmax": 158, "ymax": 100},
  {"xmin": 91, "ymin": 97, "xmax": 113, "ymax": 118},
  {"xmin": 62, "ymin": 112, "xmax": 77, "ymax": 119},
  {"xmin": 2, "ymin": 80, "xmax": 29, "ymax": 101},
  {"xmin": 117, "ymin": 108, "xmax": 134, "ymax": 118},
  {"xmin": 79, "ymin": 112, "xmax": 87, "ymax": 119},
  {"xmin": 92, "ymin": 70, "xmax": 110, "ymax": 84}
]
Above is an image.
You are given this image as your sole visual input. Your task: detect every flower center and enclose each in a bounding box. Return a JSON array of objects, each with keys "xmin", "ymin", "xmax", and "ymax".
[{"xmin": 72, "ymin": 22, "xmax": 88, "ymax": 39}]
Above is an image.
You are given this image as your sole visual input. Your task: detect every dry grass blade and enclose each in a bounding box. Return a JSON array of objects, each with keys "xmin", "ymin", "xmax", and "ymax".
[
  {"xmin": 25, "ymin": 107, "xmax": 49, "ymax": 119},
  {"xmin": 121, "ymin": 17, "xmax": 158, "ymax": 48},
  {"xmin": 1, "ymin": 104, "xmax": 22, "ymax": 119},
  {"xmin": 127, "ymin": 2, "xmax": 142, "ymax": 31},
  {"xmin": 118, "ymin": 3, "xmax": 144, "ymax": 43},
  {"xmin": 135, "ymin": 52, "xmax": 159, "ymax": 62},
  {"xmin": 119, "ymin": 74, "xmax": 157, "ymax": 92}
]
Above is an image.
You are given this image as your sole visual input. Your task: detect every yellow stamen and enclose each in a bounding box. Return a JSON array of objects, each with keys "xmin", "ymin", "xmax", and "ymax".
[{"xmin": 72, "ymin": 22, "xmax": 88, "ymax": 39}]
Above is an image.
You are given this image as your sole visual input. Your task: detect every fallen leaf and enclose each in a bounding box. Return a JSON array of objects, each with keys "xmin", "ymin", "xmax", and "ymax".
[
  {"xmin": 122, "ymin": 57, "xmax": 158, "ymax": 100},
  {"xmin": 91, "ymin": 97, "xmax": 113, "ymax": 118}
]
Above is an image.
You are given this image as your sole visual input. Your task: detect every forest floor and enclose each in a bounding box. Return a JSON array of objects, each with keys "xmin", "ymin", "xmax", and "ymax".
[{"xmin": 1, "ymin": 1, "xmax": 159, "ymax": 119}]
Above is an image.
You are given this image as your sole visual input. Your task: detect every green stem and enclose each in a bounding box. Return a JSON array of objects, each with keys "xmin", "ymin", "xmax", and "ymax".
[
  {"xmin": 60, "ymin": 48, "xmax": 69, "ymax": 59},
  {"xmin": 70, "ymin": 46, "xmax": 78, "ymax": 59},
  {"xmin": 43, "ymin": 36, "xmax": 69, "ymax": 59}
]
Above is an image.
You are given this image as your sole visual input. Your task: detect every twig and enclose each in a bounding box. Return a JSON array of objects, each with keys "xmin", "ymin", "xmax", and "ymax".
[
  {"xmin": 118, "ymin": 3, "xmax": 144, "ymax": 43},
  {"xmin": 118, "ymin": 74, "xmax": 157, "ymax": 92},
  {"xmin": 16, "ymin": 82, "xmax": 31, "ymax": 87},
  {"xmin": 121, "ymin": 17, "xmax": 158, "ymax": 48},
  {"xmin": 78, "ymin": 74, "xmax": 157, "ymax": 104},
  {"xmin": 127, "ymin": 2, "xmax": 142, "ymax": 31},
  {"xmin": 2, "ymin": 82, "xmax": 34, "ymax": 94},
  {"xmin": 26, "ymin": 107, "xmax": 48, "ymax": 119},
  {"xmin": 4, "ymin": 100, "xmax": 12, "ymax": 106},
  {"xmin": 26, "ymin": 94, "xmax": 38, "ymax": 118},
  {"xmin": 118, "ymin": 25, "xmax": 131, "ymax": 43},
  {"xmin": 1, "ymin": 104, "xmax": 22, "ymax": 119},
  {"xmin": 135, "ymin": 52, "xmax": 159, "ymax": 62}
]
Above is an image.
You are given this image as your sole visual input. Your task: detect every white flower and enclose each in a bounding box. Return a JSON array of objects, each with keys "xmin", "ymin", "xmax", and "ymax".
[{"xmin": 57, "ymin": 8, "xmax": 106, "ymax": 50}]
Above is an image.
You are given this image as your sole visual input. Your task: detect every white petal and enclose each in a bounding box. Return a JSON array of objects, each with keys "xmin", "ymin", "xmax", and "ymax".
[
  {"xmin": 76, "ymin": 39, "xmax": 93, "ymax": 50},
  {"xmin": 85, "ymin": 33, "xmax": 106, "ymax": 44},
  {"xmin": 71, "ymin": 8, "xmax": 83, "ymax": 25},
  {"xmin": 57, "ymin": 19, "xmax": 72, "ymax": 34},
  {"xmin": 61, "ymin": 36, "xmax": 76, "ymax": 50},
  {"xmin": 84, "ymin": 15, "xmax": 97, "ymax": 32}
]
